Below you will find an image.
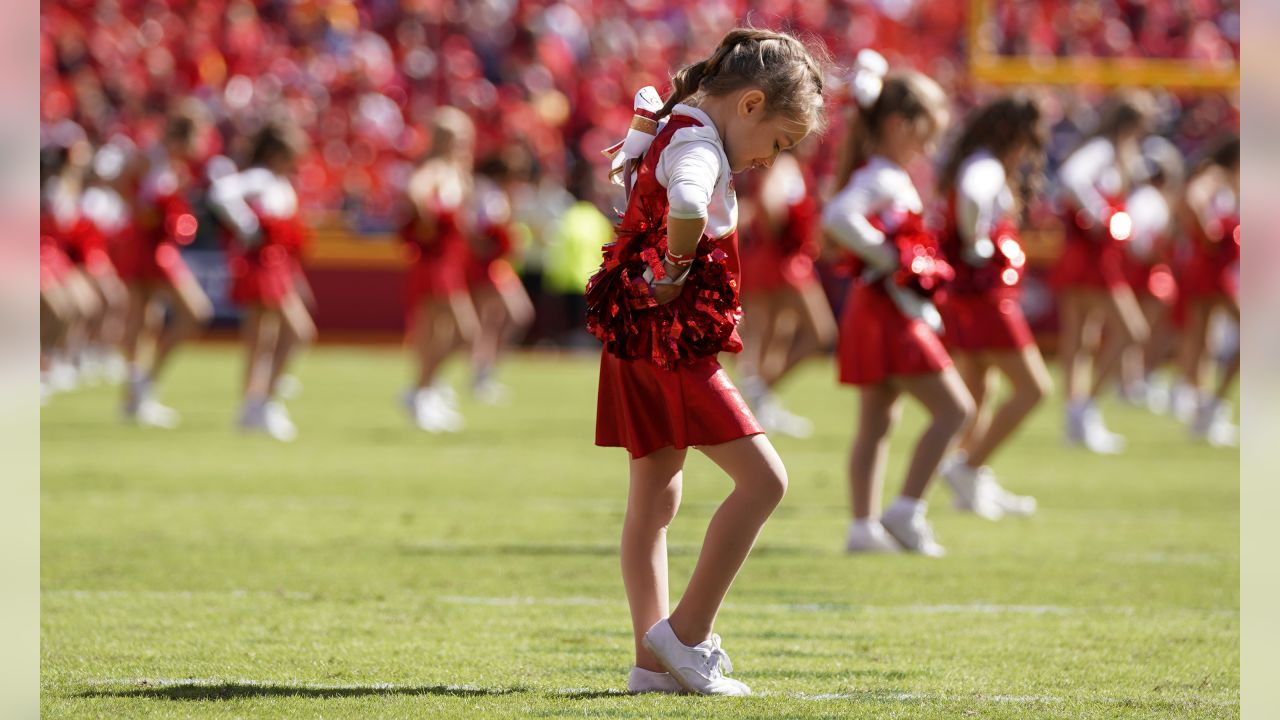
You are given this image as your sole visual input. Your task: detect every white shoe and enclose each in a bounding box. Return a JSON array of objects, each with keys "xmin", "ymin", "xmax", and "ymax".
[
  {"xmin": 1168, "ymin": 382, "xmax": 1199, "ymax": 424},
  {"xmin": 881, "ymin": 500, "xmax": 946, "ymax": 557},
  {"xmin": 755, "ymin": 395, "xmax": 814, "ymax": 439},
  {"xmin": 1192, "ymin": 399, "xmax": 1238, "ymax": 448},
  {"xmin": 123, "ymin": 377, "xmax": 180, "ymax": 428},
  {"xmin": 845, "ymin": 519, "xmax": 902, "ymax": 553},
  {"xmin": 941, "ymin": 455, "xmax": 1004, "ymax": 520},
  {"xmin": 642, "ymin": 619, "xmax": 751, "ymax": 696},
  {"xmin": 48, "ymin": 358, "xmax": 79, "ymax": 393},
  {"xmin": 404, "ymin": 388, "xmax": 464, "ymax": 433},
  {"xmin": 977, "ymin": 467, "xmax": 1036, "ymax": 517},
  {"xmin": 239, "ymin": 399, "xmax": 296, "ymax": 441},
  {"xmin": 626, "ymin": 666, "xmax": 684, "ymax": 694},
  {"xmin": 1066, "ymin": 401, "xmax": 1125, "ymax": 455}
]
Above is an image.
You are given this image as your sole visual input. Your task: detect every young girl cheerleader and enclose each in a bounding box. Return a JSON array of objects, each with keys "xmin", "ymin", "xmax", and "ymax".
[
  {"xmin": 117, "ymin": 106, "xmax": 214, "ymax": 428},
  {"xmin": 39, "ymin": 129, "xmax": 101, "ymax": 394},
  {"xmin": 1117, "ymin": 137, "xmax": 1183, "ymax": 410},
  {"xmin": 466, "ymin": 152, "xmax": 535, "ymax": 405},
  {"xmin": 208, "ymin": 124, "xmax": 315, "ymax": 442},
  {"xmin": 1051, "ymin": 93, "xmax": 1154, "ymax": 454},
  {"xmin": 1175, "ymin": 134, "xmax": 1239, "ymax": 447},
  {"xmin": 401, "ymin": 108, "xmax": 479, "ymax": 433},
  {"xmin": 77, "ymin": 141, "xmax": 139, "ymax": 385},
  {"xmin": 822, "ymin": 50, "xmax": 969, "ymax": 556},
  {"xmin": 935, "ymin": 95, "xmax": 1050, "ymax": 520},
  {"xmin": 736, "ymin": 148, "xmax": 836, "ymax": 438},
  {"xmin": 586, "ymin": 28, "xmax": 826, "ymax": 695}
]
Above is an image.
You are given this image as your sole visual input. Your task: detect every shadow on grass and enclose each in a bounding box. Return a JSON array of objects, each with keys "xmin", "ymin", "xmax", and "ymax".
[
  {"xmin": 398, "ymin": 542, "xmax": 819, "ymax": 558},
  {"xmin": 78, "ymin": 681, "xmax": 527, "ymax": 701}
]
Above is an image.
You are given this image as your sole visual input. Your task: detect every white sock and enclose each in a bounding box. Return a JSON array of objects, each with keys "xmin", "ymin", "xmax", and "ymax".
[
  {"xmin": 851, "ymin": 517, "xmax": 879, "ymax": 532},
  {"xmin": 887, "ymin": 496, "xmax": 925, "ymax": 518}
]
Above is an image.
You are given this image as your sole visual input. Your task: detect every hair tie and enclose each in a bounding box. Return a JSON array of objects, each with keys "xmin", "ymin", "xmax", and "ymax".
[{"xmin": 850, "ymin": 49, "xmax": 888, "ymax": 110}]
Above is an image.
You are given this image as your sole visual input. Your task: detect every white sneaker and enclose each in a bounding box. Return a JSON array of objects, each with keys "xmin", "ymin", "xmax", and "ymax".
[
  {"xmin": 239, "ymin": 399, "xmax": 296, "ymax": 441},
  {"xmin": 1192, "ymin": 399, "xmax": 1238, "ymax": 448},
  {"xmin": 626, "ymin": 666, "xmax": 683, "ymax": 694},
  {"xmin": 641, "ymin": 619, "xmax": 751, "ymax": 696},
  {"xmin": 404, "ymin": 388, "xmax": 464, "ymax": 433},
  {"xmin": 49, "ymin": 358, "xmax": 79, "ymax": 393},
  {"xmin": 1168, "ymin": 382, "xmax": 1199, "ymax": 424},
  {"xmin": 755, "ymin": 395, "xmax": 814, "ymax": 439},
  {"xmin": 845, "ymin": 519, "xmax": 902, "ymax": 553},
  {"xmin": 1066, "ymin": 401, "xmax": 1125, "ymax": 455},
  {"xmin": 977, "ymin": 466, "xmax": 1036, "ymax": 517},
  {"xmin": 881, "ymin": 500, "xmax": 946, "ymax": 557},
  {"xmin": 123, "ymin": 377, "xmax": 180, "ymax": 429},
  {"xmin": 941, "ymin": 455, "xmax": 1004, "ymax": 520}
]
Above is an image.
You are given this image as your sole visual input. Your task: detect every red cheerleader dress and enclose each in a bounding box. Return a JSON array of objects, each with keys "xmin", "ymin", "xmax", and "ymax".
[
  {"xmin": 587, "ymin": 112, "xmax": 761, "ymax": 458},
  {"xmin": 117, "ymin": 181, "xmax": 198, "ymax": 287},
  {"xmin": 1050, "ymin": 197, "xmax": 1130, "ymax": 291},
  {"xmin": 228, "ymin": 211, "xmax": 306, "ymax": 309},
  {"xmin": 402, "ymin": 199, "xmax": 469, "ymax": 307},
  {"xmin": 466, "ymin": 222, "xmax": 518, "ymax": 290},
  {"xmin": 738, "ymin": 179, "xmax": 821, "ymax": 293},
  {"xmin": 39, "ymin": 210, "xmax": 73, "ymax": 292},
  {"xmin": 1181, "ymin": 213, "xmax": 1239, "ymax": 302},
  {"xmin": 936, "ymin": 195, "xmax": 1034, "ymax": 352},
  {"xmin": 837, "ymin": 212, "xmax": 955, "ymax": 385}
]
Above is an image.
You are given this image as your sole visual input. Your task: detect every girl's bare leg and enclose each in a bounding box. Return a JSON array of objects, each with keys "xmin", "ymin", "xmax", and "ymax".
[
  {"xmin": 1088, "ymin": 285, "xmax": 1149, "ymax": 400},
  {"xmin": 765, "ymin": 282, "xmax": 837, "ymax": 385},
  {"xmin": 953, "ymin": 353, "xmax": 993, "ymax": 451},
  {"xmin": 849, "ymin": 383, "xmax": 901, "ymax": 520},
  {"xmin": 894, "ymin": 368, "xmax": 975, "ymax": 499},
  {"xmin": 622, "ymin": 446, "xmax": 686, "ymax": 671},
  {"xmin": 667, "ymin": 434, "xmax": 787, "ymax": 645},
  {"xmin": 269, "ymin": 294, "xmax": 316, "ymax": 396},
  {"xmin": 1058, "ymin": 291, "xmax": 1087, "ymax": 403},
  {"xmin": 962, "ymin": 347, "xmax": 1052, "ymax": 467},
  {"xmin": 150, "ymin": 275, "xmax": 212, "ymax": 381}
]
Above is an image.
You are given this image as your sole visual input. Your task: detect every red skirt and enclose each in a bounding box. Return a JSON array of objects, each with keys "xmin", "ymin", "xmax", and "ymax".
[
  {"xmin": 739, "ymin": 244, "xmax": 817, "ymax": 293},
  {"xmin": 406, "ymin": 250, "xmax": 468, "ymax": 306},
  {"xmin": 40, "ymin": 241, "xmax": 72, "ymax": 292},
  {"xmin": 1124, "ymin": 257, "xmax": 1178, "ymax": 305},
  {"xmin": 838, "ymin": 284, "xmax": 952, "ymax": 386},
  {"xmin": 1180, "ymin": 255, "xmax": 1238, "ymax": 302},
  {"xmin": 596, "ymin": 351, "xmax": 763, "ymax": 458},
  {"xmin": 115, "ymin": 238, "xmax": 193, "ymax": 287},
  {"xmin": 939, "ymin": 290, "xmax": 1034, "ymax": 352},
  {"xmin": 229, "ymin": 244, "xmax": 295, "ymax": 309},
  {"xmin": 1050, "ymin": 233, "xmax": 1127, "ymax": 291},
  {"xmin": 465, "ymin": 256, "xmax": 517, "ymax": 290}
]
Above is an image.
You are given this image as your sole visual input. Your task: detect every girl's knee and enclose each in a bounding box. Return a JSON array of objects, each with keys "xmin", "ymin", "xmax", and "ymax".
[{"xmin": 743, "ymin": 461, "xmax": 788, "ymax": 506}]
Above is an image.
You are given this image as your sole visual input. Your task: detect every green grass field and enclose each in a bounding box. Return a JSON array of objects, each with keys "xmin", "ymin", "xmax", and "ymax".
[{"xmin": 41, "ymin": 345, "xmax": 1239, "ymax": 719}]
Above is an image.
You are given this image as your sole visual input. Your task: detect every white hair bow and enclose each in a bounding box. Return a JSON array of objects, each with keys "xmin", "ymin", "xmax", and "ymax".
[
  {"xmin": 849, "ymin": 49, "xmax": 888, "ymax": 110},
  {"xmin": 601, "ymin": 86, "xmax": 665, "ymax": 189}
]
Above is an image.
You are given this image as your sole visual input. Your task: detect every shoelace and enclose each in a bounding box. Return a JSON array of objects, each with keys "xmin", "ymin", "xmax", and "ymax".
[{"xmin": 702, "ymin": 634, "xmax": 734, "ymax": 678}]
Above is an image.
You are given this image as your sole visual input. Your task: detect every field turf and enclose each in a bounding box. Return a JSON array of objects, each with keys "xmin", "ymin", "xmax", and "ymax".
[{"xmin": 41, "ymin": 345, "xmax": 1239, "ymax": 718}]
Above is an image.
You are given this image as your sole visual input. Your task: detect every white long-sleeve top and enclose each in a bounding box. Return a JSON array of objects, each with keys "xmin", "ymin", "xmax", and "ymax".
[
  {"xmin": 208, "ymin": 167, "xmax": 299, "ymax": 242},
  {"xmin": 1124, "ymin": 184, "xmax": 1170, "ymax": 261},
  {"xmin": 80, "ymin": 186, "xmax": 130, "ymax": 236},
  {"xmin": 650, "ymin": 104, "xmax": 737, "ymax": 239},
  {"xmin": 1059, "ymin": 136, "xmax": 1127, "ymax": 224},
  {"xmin": 822, "ymin": 155, "xmax": 939, "ymax": 329},
  {"xmin": 954, "ymin": 150, "xmax": 1014, "ymax": 265}
]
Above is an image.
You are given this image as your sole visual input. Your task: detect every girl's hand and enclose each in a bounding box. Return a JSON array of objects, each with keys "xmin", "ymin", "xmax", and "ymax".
[{"xmin": 653, "ymin": 282, "xmax": 685, "ymax": 305}]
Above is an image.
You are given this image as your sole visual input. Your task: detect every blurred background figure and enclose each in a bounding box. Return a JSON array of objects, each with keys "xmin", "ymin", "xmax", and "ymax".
[
  {"xmin": 737, "ymin": 149, "xmax": 836, "ymax": 439},
  {"xmin": 209, "ymin": 122, "xmax": 315, "ymax": 442},
  {"xmin": 400, "ymin": 107, "xmax": 478, "ymax": 433}
]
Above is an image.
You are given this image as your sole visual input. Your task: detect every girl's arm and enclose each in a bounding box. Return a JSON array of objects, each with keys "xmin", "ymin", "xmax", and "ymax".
[
  {"xmin": 1059, "ymin": 138, "xmax": 1114, "ymax": 225},
  {"xmin": 956, "ymin": 155, "xmax": 1008, "ymax": 264},
  {"xmin": 820, "ymin": 167, "xmax": 898, "ymax": 272},
  {"xmin": 653, "ymin": 139, "xmax": 721, "ymax": 304},
  {"xmin": 208, "ymin": 170, "xmax": 267, "ymax": 244}
]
